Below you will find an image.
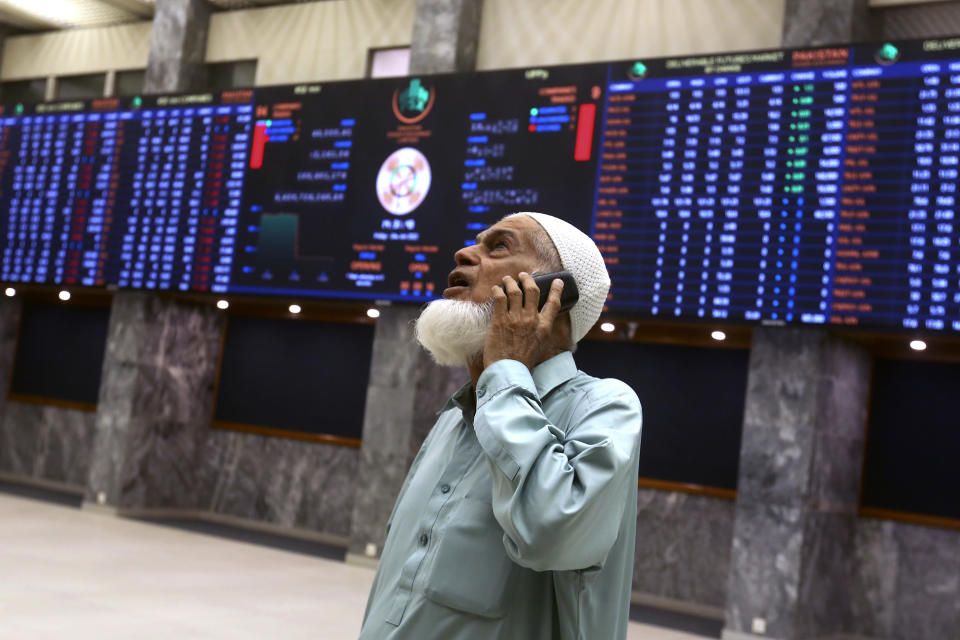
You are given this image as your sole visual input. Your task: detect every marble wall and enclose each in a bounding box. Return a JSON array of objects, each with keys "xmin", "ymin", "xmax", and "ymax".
[
  {"xmin": 634, "ymin": 489, "xmax": 735, "ymax": 610},
  {"xmin": 781, "ymin": 0, "xmax": 880, "ymax": 46},
  {"xmin": 409, "ymin": 0, "xmax": 484, "ymax": 74},
  {"xmin": 199, "ymin": 429, "xmax": 359, "ymax": 540},
  {"xmin": 86, "ymin": 293, "xmax": 225, "ymax": 510},
  {"xmin": 143, "ymin": 0, "xmax": 211, "ymax": 94},
  {"xmin": 0, "ymin": 402, "xmax": 95, "ymax": 488},
  {"xmin": 853, "ymin": 518, "xmax": 960, "ymax": 640},
  {"xmin": 724, "ymin": 329, "xmax": 871, "ymax": 640},
  {"xmin": 879, "ymin": 0, "xmax": 960, "ymax": 39}
]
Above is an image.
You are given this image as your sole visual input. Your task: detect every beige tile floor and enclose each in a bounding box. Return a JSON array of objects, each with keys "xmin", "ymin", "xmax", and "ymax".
[{"xmin": 0, "ymin": 491, "xmax": 707, "ymax": 640}]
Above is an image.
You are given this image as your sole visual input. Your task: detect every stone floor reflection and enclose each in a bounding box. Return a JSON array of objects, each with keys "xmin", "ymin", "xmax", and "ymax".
[{"xmin": 0, "ymin": 490, "xmax": 713, "ymax": 639}]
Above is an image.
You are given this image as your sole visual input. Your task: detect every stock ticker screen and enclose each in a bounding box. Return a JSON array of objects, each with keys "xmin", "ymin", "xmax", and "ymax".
[{"xmin": 1, "ymin": 38, "xmax": 960, "ymax": 333}]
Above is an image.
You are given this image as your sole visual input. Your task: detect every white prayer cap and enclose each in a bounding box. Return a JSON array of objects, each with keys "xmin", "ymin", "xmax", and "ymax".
[{"xmin": 508, "ymin": 212, "xmax": 610, "ymax": 343}]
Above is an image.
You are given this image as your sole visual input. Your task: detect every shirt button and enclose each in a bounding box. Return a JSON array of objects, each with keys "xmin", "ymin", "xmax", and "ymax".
[
  {"xmin": 419, "ymin": 534, "xmax": 429, "ymax": 547},
  {"xmin": 440, "ymin": 484, "xmax": 450, "ymax": 494},
  {"xmin": 477, "ymin": 387, "xmax": 486, "ymax": 398}
]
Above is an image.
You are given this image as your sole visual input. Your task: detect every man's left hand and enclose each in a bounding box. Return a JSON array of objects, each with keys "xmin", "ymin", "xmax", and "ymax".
[{"xmin": 483, "ymin": 272, "xmax": 564, "ymax": 371}]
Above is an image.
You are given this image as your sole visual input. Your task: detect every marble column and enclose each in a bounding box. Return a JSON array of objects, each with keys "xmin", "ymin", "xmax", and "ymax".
[
  {"xmin": 348, "ymin": 306, "xmax": 466, "ymax": 560},
  {"xmin": 722, "ymin": 328, "xmax": 871, "ymax": 640},
  {"xmin": 143, "ymin": 0, "xmax": 212, "ymax": 94},
  {"xmin": 781, "ymin": 0, "xmax": 881, "ymax": 47},
  {"xmin": 85, "ymin": 294, "xmax": 224, "ymax": 510},
  {"xmin": 347, "ymin": 0, "xmax": 482, "ymax": 562},
  {"xmin": 0, "ymin": 297, "xmax": 23, "ymax": 472},
  {"xmin": 409, "ymin": 0, "xmax": 485, "ymax": 74},
  {"xmin": 82, "ymin": 0, "xmax": 220, "ymax": 512}
]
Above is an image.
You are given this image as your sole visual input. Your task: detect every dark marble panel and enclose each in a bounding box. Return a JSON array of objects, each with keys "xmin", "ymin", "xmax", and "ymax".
[
  {"xmin": 361, "ymin": 386, "xmax": 417, "ymax": 454},
  {"xmin": 0, "ymin": 297, "xmax": 21, "ymax": 392},
  {"xmin": 0, "ymin": 401, "xmax": 95, "ymax": 487},
  {"xmin": 366, "ymin": 336, "xmax": 420, "ymax": 389},
  {"xmin": 852, "ymin": 518, "xmax": 960, "ymax": 640},
  {"xmin": 817, "ymin": 337, "xmax": 872, "ymax": 442},
  {"xmin": 101, "ymin": 292, "xmax": 150, "ymax": 365},
  {"xmin": 881, "ymin": 0, "xmax": 960, "ymax": 39},
  {"xmin": 0, "ymin": 402, "xmax": 37, "ymax": 476},
  {"xmin": 409, "ymin": 0, "xmax": 484, "ymax": 74},
  {"xmin": 889, "ymin": 521, "xmax": 960, "ymax": 640},
  {"xmin": 86, "ymin": 360, "xmax": 139, "ymax": 505},
  {"xmin": 851, "ymin": 519, "xmax": 899, "ymax": 638},
  {"xmin": 202, "ymin": 429, "xmax": 358, "ymax": 538},
  {"xmin": 782, "ymin": 0, "xmax": 880, "ymax": 47},
  {"xmin": 144, "ymin": 0, "xmax": 211, "ymax": 94},
  {"xmin": 725, "ymin": 500, "xmax": 804, "ymax": 637},
  {"xmin": 741, "ymin": 328, "xmax": 822, "ymax": 434},
  {"xmin": 795, "ymin": 512, "xmax": 856, "ymax": 638},
  {"xmin": 350, "ymin": 444, "xmax": 414, "ymax": 554},
  {"xmin": 410, "ymin": 355, "xmax": 467, "ymax": 463},
  {"xmin": 809, "ymin": 432, "xmax": 864, "ymax": 514},
  {"xmin": 33, "ymin": 405, "xmax": 96, "ymax": 486},
  {"xmin": 735, "ymin": 410, "xmax": 814, "ymax": 509},
  {"xmin": 726, "ymin": 328, "xmax": 872, "ymax": 639},
  {"xmin": 88, "ymin": 293, "xmax": 224, "ymax": 509},
  {"xmin": 632, "ymin": 489, "xmax": 735, "ymax": 608},
  {"xmin": 118, "ymin": 414, "xmax": 205, "ymax": 510}
]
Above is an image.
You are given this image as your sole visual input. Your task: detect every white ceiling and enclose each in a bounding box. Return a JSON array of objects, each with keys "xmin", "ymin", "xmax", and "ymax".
[{"xmin": 0, "ymin": 0, "xmax": 319, "ymax": 32}]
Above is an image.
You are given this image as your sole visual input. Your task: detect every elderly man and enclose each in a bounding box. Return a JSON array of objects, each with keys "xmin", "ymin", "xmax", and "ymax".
[{"xmin": 359, "ymin": 212, "xmax": 643, "ymax": 640}]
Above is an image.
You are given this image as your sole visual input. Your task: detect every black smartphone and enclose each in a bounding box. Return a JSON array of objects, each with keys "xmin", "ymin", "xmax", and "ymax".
[{"xmin": 502, "ymin": 270, "xmax": 579, "ymax": 312}]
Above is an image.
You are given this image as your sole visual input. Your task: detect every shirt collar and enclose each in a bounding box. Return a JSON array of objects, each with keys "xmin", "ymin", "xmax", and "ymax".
[
  {"xmin": 439, "ymin": 351, "xmax": 578, "ymax": 418},
  {"xmin": 443, "ymin": 381, "xmax": 477, "ymax": 424},
  {"xmin": 531, "ymin": 351, "xmax": 578, "ymax": 399}
]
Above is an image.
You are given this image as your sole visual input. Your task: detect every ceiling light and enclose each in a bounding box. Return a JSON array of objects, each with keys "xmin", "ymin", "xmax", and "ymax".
[
  {"xmin": 909, "ymin": 339, "xmax": 926, "ymax": 352},
  {"xmin": 3, "ymin": 0, "xmax": 137, "ymax": 29},
  {"xmin": 288, "ymin": 304, "xmax": 301, "ymax": 314},
  {"xmin": 711, "ymin": 330, "xmax": 727, "ymax": 341},
  {"xmin": 600, "ymin": 322, "xmax": 615, "ymax": 333},
  {"xmin": 58, "ymin": 290, "xmax": 70, "ymax": 301},
  {"xmin": 216, "ymin": 299, "xmax": 229, "ymax": 310},
  {"xmin": 367, "ymin": 308, "xmax": 381, "ymax": 319},
  {"xmin": 4, "ymin": 288, "xmax": 14, "ymax": 297}
]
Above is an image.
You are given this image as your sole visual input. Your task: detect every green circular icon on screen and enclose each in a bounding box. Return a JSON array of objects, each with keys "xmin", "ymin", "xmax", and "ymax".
[
  {"xmin": 628, "ymin": 61, "xmax": 647, "ymax": 80},
  {"xmin": 875, "ymin": 43, "xmax": 899, "ymax": 64}
]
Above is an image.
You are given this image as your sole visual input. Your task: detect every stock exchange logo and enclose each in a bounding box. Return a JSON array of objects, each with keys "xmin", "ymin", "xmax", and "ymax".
[
  {"xmin": 392, "ymin": 78, "xmax": 435, "ymax": 124},
  {"xmin": 376, "ymin": 147, "xmax": 432, "ymax": 215}
]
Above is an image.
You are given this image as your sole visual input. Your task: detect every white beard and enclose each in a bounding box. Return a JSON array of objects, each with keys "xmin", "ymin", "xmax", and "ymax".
[{"xmin": 414, "ymin": 299, "xmax": 493, "ymax": 367}]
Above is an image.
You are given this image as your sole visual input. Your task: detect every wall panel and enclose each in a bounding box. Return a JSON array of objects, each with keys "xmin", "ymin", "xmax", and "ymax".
[
  {"xmin": 1, "ymin": 23, "xmax": 151, "ymax": 80},
  {"xmin": 475, "ymin": 0, "xmax": 785, "ymax": 71}
]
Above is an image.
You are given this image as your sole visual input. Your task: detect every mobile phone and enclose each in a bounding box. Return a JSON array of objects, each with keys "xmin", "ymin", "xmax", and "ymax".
[{"xmin": 502, "ymin": 270, "xmax": 579, "ymax": 312}]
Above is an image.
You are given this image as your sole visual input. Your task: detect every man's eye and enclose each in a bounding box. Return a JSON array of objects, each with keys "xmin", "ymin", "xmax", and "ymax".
[{"xmin": 493, "ymin": 241, "xmax": 508, "ymax": 250}]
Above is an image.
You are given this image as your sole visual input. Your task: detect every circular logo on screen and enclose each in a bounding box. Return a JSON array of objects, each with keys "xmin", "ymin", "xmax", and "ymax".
[
  {"xmin": 376, "ymin": 147, "xmax": 432, "ymax": 215},
  {"xmin": 874, "ymin": 43, "xmax": 900, "ymax": 65}
]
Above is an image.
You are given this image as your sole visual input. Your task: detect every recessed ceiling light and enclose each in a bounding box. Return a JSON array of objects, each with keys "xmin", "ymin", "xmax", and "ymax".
[
  {"xmin": 216, "ymin": 299, "xmax": 229, "ymax": 310},
  {"xmin": 711, "ymin": 330, "xmax": 727, "ymax": 341},
  {"xmin": 58, "ymin": 290, "xmax": 70, "ymax": 301},
  {"xmin": 4, "ymin": 288, "xmax": 14, "ymax": 297},
  {"xmin": 367, "ymin": 308, "xmax": 381, "ymax": 319},
  {"xmin": 288, "ymin": 304, "xmax": 301, "ymax": 314},
  {"xmin": 600, "ymin": 322, "xmax": 615, "ymax": 333},
  {"xmin": 909, "ymin": 339, "xmax": 927, "ymax": 351}
]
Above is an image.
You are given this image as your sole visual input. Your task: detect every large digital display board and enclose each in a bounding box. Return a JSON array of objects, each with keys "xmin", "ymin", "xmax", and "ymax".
[{"xmin": 1, "ymin": 38, "xmax": 960, "ymax": 333}]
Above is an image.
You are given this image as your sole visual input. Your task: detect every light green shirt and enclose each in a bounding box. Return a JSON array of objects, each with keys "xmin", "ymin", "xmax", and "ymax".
[{"xmin": 359, "ymin": 352, "xmax": 643, "ymax": 640}]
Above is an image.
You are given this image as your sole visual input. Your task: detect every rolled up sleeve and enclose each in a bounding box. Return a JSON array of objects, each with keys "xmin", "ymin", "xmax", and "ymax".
[{"xmin": 474, "ymin": 359, "xmax": 642, "ymax": 572}]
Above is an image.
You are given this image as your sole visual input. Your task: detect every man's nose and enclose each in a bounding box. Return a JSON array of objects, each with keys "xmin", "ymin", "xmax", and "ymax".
[{"xmin": 454, "ymin": 244, "xmax": 480, "ymax": 266}]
